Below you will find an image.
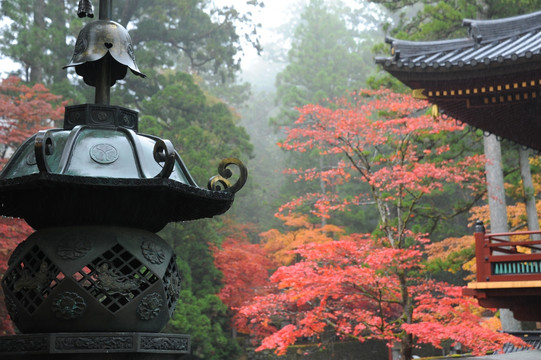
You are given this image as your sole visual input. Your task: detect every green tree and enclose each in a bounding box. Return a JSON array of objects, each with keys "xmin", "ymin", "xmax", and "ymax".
[
  {"xmin": 371, "ymin": 0, "xmax": 541, "ymax": 41},
  {"xmin": 0, "ymin": 0, "xmax": 262, "ymax": 103},
  {"xmin": 140, "ymin": 71, "xmax": 252, "ymax": 184},
  {"xmin": 166, "ymin": 289, "xmax": 239, "ymax": 359},
  {"xmin": 270, "ymin": 0, "xmax": 384, "ymax": 231},
  {"xmin": 162, "ymin": 220, "xmax": 241, "ymax": 360},
  {"xmin": 0, "ymin": 1, "xmax": 81, "ymax": 84},
  {"xmin": 273, "ymin": 0, "xmax": 378, "ymax": 126},
  {"xmin": 110, "ymin": 0, "xmax": 263, "ymax": 109},
  {"xmin": 115, "ymin": 0, "xmax": 261, "ymax": 79},
  {"xmin": 139, "ymin": 71, "xmax": 253, "ymax": 359}
]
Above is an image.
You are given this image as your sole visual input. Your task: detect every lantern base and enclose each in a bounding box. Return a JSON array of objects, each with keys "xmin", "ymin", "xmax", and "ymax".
[{"xmin": 0, "ymin": 332, "xmax": 190, "ymax": 359}]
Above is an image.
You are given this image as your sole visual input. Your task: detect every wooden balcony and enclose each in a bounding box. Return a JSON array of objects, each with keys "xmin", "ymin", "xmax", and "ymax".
[{"xmin": 463, "ymin": 222, "xmax": 541, "ymax": 321}]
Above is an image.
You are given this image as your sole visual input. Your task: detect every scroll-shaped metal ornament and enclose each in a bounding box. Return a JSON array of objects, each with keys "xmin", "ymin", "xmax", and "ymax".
[
  {"xmin": 208, "ymin": 158, "xmax": 247, "ymax": 193},
  {"xmin": 153, "ymin": 139, "xmax": 176, "ymax": 178}
]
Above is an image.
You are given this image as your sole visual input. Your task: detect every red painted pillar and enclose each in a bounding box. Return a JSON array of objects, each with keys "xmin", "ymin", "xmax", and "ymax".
[{"xmin": 474, "ymin": 220, "xmax": 490, "ymax": 282}]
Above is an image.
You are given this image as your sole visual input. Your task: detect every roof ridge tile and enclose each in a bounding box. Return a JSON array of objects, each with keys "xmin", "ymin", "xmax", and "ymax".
[{"xmin": 464, "ymin": 10, "xmax": 541, "ymax": 43}]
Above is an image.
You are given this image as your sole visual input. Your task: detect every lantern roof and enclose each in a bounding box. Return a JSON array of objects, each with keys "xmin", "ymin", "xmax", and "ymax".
[{"xmin": 0, "ymin": 0, "xmax": 247, "ymax": 232}]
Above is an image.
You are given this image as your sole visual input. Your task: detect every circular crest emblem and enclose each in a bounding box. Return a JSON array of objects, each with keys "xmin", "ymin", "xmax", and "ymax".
[{"xmin": 90, "ymin": 143, "xmax": 119, "ymax": 164}]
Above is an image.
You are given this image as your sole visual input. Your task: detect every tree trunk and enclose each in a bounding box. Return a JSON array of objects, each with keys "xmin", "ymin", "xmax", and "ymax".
[
  {"xmin": 399, "ymin": 271, "xmax": 414, "ymax": 360},
  {"xmin": 484, "ymin": 135, "xmax": 522, "ymax": 331},
  {"xmin": 120, "ymin": 0, "xmax": 140, "ymax": 26},
  {"xmin": 484, "ymin": 135, "xmax": 507, "ymax": 234},
  {"xmin": 400, "ymin": 333, "xmax": 413, "ymax": 360},
  {"xmin": 49, "ymin": 0, "xmax": 69, "ymax": 83},
  {"xmin": 319, "ymin": 155, "xmax": 327, "ymax": 227},
  {"xmin": 31, "ymin": 0, "xmax": 46, "ymax": 83},
  {"xmin": 519, "ymin": 147, "xmax": 541, "ymax": 245}
]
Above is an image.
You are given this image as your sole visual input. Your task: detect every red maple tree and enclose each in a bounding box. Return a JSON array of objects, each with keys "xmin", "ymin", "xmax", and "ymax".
[
  {"xmin": 0, "ymin": 76, "xmax": 65, "ymax": 334},
  {"xmin": 237, "ymin": 89, "xmax": 522, "ymax": 359},
  {"xmin": 212, "ymin": 220, "xmax": 275, "ymax": 329},
  {"xmin": 237, "ymin": 232, "xmax": 522, "ymax": 357},
  {"xmin": 0, "ymin": 76, "xmax": 65, "ymax": 164}
]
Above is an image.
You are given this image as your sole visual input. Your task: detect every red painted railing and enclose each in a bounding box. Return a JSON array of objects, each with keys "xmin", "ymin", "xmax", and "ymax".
[{"xmin": 475, "ymin": 222, "xmax": 541, "ymax": 282}]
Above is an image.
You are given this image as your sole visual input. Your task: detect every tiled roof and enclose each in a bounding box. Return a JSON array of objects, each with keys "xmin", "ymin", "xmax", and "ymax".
[
  {"xmin": 436, "ymin": 332, "xmax": 541, "ymax": 359},
  {"xmin": 499, "ymin": 331, "xmax": 541, "ymax": 353},
  {"xmin": 376, "ymin": 10, "xmax": 541, "ymax": 71}
]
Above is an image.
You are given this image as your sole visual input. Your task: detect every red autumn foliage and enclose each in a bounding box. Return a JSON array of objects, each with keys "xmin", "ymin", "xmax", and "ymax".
[
  {"xmin": 277, "ymin": 89, "xmax": 485, "ymax": 228},
  {"xmin": 0, "ymin": 76, "xmax": 65, "ymax": 165},
  {"xmin": 237, "ymin": 232, "xmax": 525, "ymax": 357},
  {"xmin": 212, "ymin": 221, "xmax": 275, "ymax": 329},
  {"xmin": 0, "ymin": 76, "xmax": 65, "ymax": 334},
  {"xmin": 236, "ymin": 89, "xmax": 523, "ymax": 359}
]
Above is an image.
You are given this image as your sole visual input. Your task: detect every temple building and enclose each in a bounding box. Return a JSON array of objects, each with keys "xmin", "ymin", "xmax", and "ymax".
[{"xmin": 376, "ymin": 10, "xmax": 541, "ymax": 322}]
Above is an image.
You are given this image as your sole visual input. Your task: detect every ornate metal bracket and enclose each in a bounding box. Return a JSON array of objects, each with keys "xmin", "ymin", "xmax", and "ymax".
[
  {"xmin": 35, "ymin": 130, "xmax": 55, "ymax": 173},
  {"xmin": 207, "ymin": 158, "xmax": 247, "ymax": 193}
]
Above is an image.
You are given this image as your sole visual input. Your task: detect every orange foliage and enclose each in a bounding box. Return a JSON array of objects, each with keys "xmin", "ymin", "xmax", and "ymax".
[
  {"xmin": 427, "ymin": 235, "xmax": 475, "ymax": 278},
  {"xmin": 261, "ymin": 213, "xmax": 344, "ymax": 266},
  {"xmin": 469, "ymin": 202, "xmax": 541, "ymax": 236},
  {"xmin": 481, "ymin": 314, "xmax": 502, "ymax": 333},
  {"xmin": 427, "ymin": 236, "xmax": 474, "ymax": 264}
]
